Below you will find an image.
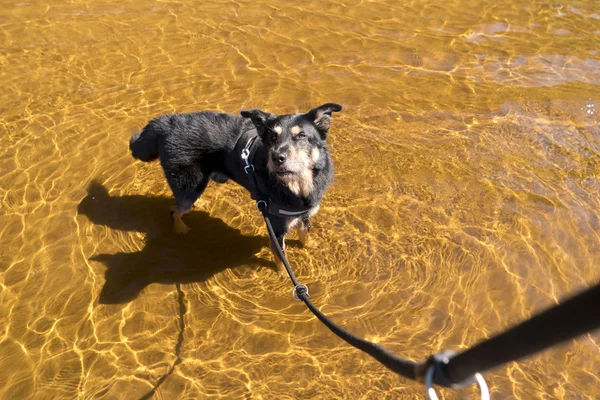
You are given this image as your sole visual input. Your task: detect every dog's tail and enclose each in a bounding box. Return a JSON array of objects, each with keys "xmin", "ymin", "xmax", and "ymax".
[{"xmin": 129, "ymin": 123, "xmax": 161, "ymax": 162}]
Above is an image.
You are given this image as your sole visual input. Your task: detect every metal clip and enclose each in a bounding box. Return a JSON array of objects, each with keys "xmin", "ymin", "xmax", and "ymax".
[
  {"xmin": 256, "ymin": 200, "xmax": 268, "ymax": 212},
  {"xmin": 425, "ymin": 366, "xmax": 489, "ymax": 400},
  {"xmin": 241, "ymin": 148, "xmax": 250, "ymax": 160},
  {"xmin": 292, "ymin": 284, "xmax": 309, "ymax": 300}
]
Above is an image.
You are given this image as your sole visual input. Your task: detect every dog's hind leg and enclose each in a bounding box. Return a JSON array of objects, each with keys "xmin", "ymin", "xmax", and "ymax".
[{"xmin": 170, "ymin": 179, "xmax": 209, "ymax": 234}]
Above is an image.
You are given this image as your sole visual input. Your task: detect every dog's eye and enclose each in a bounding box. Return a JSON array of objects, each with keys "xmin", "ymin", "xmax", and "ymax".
[
  {"xmin": 295, "ymin": 132, "xmax": 306, "ymax": 140},
  {"xmin": 271, "ymin": 133, "xmax": 278, "ymax": 142}
]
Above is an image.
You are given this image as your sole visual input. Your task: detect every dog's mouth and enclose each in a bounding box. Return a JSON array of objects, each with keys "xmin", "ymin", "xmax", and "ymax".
[
  {"xmin": 267, "ymin": 156, "xmax": 299, "ymax": 178},
  {"xmin": 275, "ymin": 169, "xmax": 293, "ymax": 176},
  {"xmin": 269, "ymin": 165, "xmax": 296, "ymax": 179}
]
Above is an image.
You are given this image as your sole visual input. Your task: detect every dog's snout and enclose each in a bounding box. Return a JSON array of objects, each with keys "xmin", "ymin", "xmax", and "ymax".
[{"xmin": 272, "ymin": 151, "xmax": 287, "ymax": 166}]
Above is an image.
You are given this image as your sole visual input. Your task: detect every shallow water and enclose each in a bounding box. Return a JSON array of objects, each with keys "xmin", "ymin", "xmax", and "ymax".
[{"xmin": 1, "ymin": 0, "xmax": 600, "ymax": 398}]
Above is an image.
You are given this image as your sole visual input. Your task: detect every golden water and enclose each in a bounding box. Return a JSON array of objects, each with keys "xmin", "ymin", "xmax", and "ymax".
[{"xmin": 1, "ymin": 0, "xmax": 599, "ymax": 398}]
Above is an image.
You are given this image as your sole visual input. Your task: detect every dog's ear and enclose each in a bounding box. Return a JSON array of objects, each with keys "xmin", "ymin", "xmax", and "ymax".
[
  {"xmin": 241, "ymin": 109, "xmax": 276, "ymax": 137},
  {"xmin": 304, "ymin": 103, "xmax": 343, "ymax": 139}
]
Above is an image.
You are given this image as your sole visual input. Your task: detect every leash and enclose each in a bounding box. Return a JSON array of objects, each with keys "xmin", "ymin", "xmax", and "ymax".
[
  {"xmin": 242, "ymin": 134, "xmax": 600, "ymax": 398},
  {"xmin": 262, "ymin": 203, "xmax": 600, "ymax": 398},
  {"xmin": 260, "ymin": 204, "xmax": 488, "ymax": 399}
]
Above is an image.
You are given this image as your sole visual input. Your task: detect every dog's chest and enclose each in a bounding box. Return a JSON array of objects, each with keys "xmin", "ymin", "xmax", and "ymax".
[{"xmin": 285, "ymin": 205, "xmax": 320, "ymax": 231}]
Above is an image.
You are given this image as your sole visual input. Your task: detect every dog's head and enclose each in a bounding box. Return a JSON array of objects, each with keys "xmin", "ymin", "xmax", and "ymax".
[{"xmin": 241, "ymin": 103, "xmax": 342, "ymax": 196}]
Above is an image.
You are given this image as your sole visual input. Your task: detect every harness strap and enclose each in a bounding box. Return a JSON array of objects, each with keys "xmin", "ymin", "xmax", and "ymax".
[{"xmin": 241, "ymin": 133, "xmax": 312, "ymax": 218}]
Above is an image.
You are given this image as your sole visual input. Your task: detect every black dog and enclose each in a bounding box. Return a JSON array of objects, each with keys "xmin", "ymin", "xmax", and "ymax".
[{"xmin": 129, "ymin": 103, "xmax": 342, "ymax": 270}]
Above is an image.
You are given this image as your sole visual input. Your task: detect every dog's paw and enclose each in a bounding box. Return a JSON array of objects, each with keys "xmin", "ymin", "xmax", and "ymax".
[
  {"xmin": 278, "ymin": 268, "xmax": 288, "ymax": 278},
  {"xmin": 173, "ymin": 224, "xmax": 191, "ymax": 235},
  {"xmin": 301, "ymin": 237, "xmax": 319, "ymax": 249}
]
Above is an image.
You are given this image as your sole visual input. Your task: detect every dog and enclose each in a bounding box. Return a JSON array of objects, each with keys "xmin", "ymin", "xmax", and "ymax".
[{"xmin": 129, "ymin": 103, "xmax": 342, "ymax": 270}]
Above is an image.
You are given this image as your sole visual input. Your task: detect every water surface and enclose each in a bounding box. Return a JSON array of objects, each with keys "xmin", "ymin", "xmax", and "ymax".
[{"xmin": 1, "ymin": 0, "xmax": 599, "ymax": 398}]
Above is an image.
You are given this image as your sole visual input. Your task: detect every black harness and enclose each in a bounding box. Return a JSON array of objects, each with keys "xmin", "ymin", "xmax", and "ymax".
[{"xmin": 240, "ymin": 130, "xmax": 312, "ymax": 219}]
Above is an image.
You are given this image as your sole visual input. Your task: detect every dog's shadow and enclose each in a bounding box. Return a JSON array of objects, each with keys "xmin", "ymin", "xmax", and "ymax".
[{"xmin": 78, "ymin": 181, "xmax": 272, "ymax": 305}]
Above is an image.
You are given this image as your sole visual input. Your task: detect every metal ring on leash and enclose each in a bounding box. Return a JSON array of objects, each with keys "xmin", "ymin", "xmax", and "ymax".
[
  {"xmin": 292, "ymin": 284, "xmax": 309, "ymax": 301},
  {"xmin": 425, "ymin": 365, "xmax": 489, "ymax": 400},
  {"xmin": 256, "ymin": 200, "xmax": 267, "ymax": 211}
]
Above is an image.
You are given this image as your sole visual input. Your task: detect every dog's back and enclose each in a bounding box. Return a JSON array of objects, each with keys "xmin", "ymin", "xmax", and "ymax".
[{"xmin": 129, "ymin": 111, "xmax": 248, "ymax": 163}]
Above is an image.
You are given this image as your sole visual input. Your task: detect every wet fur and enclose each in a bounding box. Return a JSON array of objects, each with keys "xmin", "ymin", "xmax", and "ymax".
[{"xmin": 129, "ymin": 103, "xmax": 342, "ymax": 269}]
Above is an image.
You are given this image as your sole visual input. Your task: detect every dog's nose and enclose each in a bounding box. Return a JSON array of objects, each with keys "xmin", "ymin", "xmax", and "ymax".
[{"xmin": 272, "ymin": 152, "xmax": 287, "ymax": 166}]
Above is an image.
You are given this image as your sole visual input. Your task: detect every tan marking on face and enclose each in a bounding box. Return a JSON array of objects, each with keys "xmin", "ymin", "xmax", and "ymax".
[
  {"xmin": 311, "ymin": 148, "xmax": 320, "ymax": 164},
  {"xmin": 291, "ymin": 125, "xmax": 302, "ymax": 136},
  {"xmin": 283, "ymin": 170, "xmax": 314, "ymax": 197},
  {"xmin": 289, "ymin": 145, "xmax": 298, "ymax": 161},
  {"xmin": 286, "ymin": 179, "xmax": 301, "ymax": 196},
  {"xmin": 297, "ymin": 149, "xmax": 309, "ymax": 164},
  {"xmin": 280, "ymin": 149, "xmax": 314, "ymax": 197},
  {"xmin": 274, "ymin": 126, "xmax": 282, "ymax": 135},
  {"xmin": 298, "ymin": 169, "xmax": 314, "ymax": 197}
]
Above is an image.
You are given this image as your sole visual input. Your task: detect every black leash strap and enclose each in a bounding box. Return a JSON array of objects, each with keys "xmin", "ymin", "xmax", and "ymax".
[
  {"xmin": 244, "ymin": 142, "xmax": 600, "ymax": 397},
  {"xmin": 441, "ymin": 281, "xmax": 600, "ymax": 385},
  {"xmin": 260, "ymin": 206, "xmax": 600, "ymax": 396},
  {"xmin": 260, "ymin": 204, "xmax": 422, "ymax": 380}
]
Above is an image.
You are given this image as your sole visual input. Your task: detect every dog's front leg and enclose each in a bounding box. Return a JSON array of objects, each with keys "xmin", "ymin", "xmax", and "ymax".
[
  {"xmin": 270, "ymin": 234, "xmax": 287, "ymax": 275},
  {"xmin": 267, "ymin": 218, "xmax": 288, "ymax": 275},
  {"xmin": 298, "ymin": 217, "xmax": 315, "ymax": 248}
]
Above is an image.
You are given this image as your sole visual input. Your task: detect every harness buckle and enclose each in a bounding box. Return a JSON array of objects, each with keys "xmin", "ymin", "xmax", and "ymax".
[{"xmin": 241, "ymin": 148, "xmax": 250, "ymax": 160}]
